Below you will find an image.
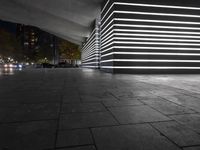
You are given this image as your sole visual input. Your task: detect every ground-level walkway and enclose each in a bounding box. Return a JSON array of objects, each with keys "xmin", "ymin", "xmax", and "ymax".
[{"xmin": 1, "ymin": 68, "xmax": 200, "ymax": 150}]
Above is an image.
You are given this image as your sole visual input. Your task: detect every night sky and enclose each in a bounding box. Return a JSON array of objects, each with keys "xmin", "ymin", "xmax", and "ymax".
[{"xmin": 0, "ymin": 20, "xmax": 16, "ymax": 34}]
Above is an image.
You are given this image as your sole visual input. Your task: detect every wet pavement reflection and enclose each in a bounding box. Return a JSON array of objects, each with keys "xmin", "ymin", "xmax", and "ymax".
[{"xmin": 0, "ymin": 67, "xmax": 22, "ymax": 75}]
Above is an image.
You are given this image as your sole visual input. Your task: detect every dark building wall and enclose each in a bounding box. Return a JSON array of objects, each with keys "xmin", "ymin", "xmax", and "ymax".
[
  {"xmin": 100, "ymin": 0, "xmax": 200, "ymax": 73},
  {"xmin": 81, "ymin": 21, "xmax": 100, "ymax": 68}
]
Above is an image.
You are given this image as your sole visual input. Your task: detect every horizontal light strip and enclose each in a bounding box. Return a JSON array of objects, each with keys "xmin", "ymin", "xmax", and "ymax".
[
  {"xmin": 100, "ymin": 66, "xmax": 200, "ymax": 69},
  {"xmin": 102, "ymin": 33, "xmax": 200, "ymax": 44},
  {"xmin": 115, "ymin": 24, "xmax": 200, "ymax": 31},
  {"xmin": 101, "ymin": 59, "xmax": 200, "ymax": 63},
  {"xmin": 82, "ymin": 62, "xmax": 99, "ymax": 65},
  {"xmin": 115, "ymin": 2, "xmax": 200, "ymax": 11},
  {"xmin": 115, "ymin": 10, "xmax": 200, "ymax": 19},
  {"xmin": 101, "ymin": 52, "xmax": 200, "ymax": 58},
  {"xmin": 113, "ymin": 41, "xmax": 200, "ymax": 46},
  {"xmin": 115, "ymin": 18, "xmax": 200, "ymax": 25},
  {"xmin": 82, "ymin": 57, "xmax": 98, "ymax": 62},
  {"xmin": 101, "ymin": 37, "xmax": 200, "ymax": 47},
  {"xmin": 101, "ymin": 41, "xmax": 200, "ymax": 50},
  {"xmin": 101, "ymin": 46, "xmax": 200, "ymax": 54},
  {"xmin": 113, "ymin": 29, "xmax": 200, "ymax": 35},
  {"xmin": 82, "ymin": 66, "xmax": 98, "ymax": 68}
]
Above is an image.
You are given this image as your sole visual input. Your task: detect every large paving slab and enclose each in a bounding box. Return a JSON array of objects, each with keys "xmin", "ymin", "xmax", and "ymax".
[
  {"xmin": 92, "ymin": 124, "xmax": 181, "ymax": 150},
  {"xmin": 61, "ymin": 103, "xmax": 106, "ymax": 113},
  {"xmin": 59, "ymin": 112, "xmax": 118, "ymax": 130},
  {"xmin": 109, "ymin": 105, "xmax": 171, "ymax": 124},
  {"xmin": 0, "ymin": 103, "xmax": 60, "ymax": 123},
  {"xmin": 0, "ymin": 120, "xmax": 56, "ymax": 150},
  {"xmin": 151, "ymin": 121, "xmax": 200, "ymax": 147},
  {"xmin": 170, "ymin": 114, "xmax": 200, "ymax": 133},
  {"xmin": 56, "ymin": 129, "xmax": 93, "ymax": 148},
  {"xmin": 141, "ymin": 98, "xmax": 195, "ymax": 115}
]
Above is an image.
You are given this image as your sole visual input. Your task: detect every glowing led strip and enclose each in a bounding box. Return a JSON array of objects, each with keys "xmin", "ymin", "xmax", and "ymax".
[
  {"xmin": 101, "ymin": 52, "xmax": 200, "ymax": 58},
  {"xmin": 101, "ymin": 0, "xmax": 110, "ymax": 14},
  {"xmin": 101, "ymin": 33, "xmax": 200, "ymax": 45},
  {"xmin": 82, "ymin": 65, "xmax": 98, "ymax": 68},
  {"xmin": 101, "ymin": 59, "xmax": 200, "ymax": 63},
  {"xmin": 101, "ymin": 41, "xmax": 200, "ymax": 50},
  {"xmin": 115, "ymin": 18, "xmax": 200, "ymax": 25},
  {"xmin": 101, "ymin": 46, "xmax": 200, "ymax": 54},
  {"xmin": 82, "ymin": 57, "xmax": 99, "ymax": 63},
  {"xmin": 114, "ymin": 2, "xmax": 200, "ymax": 10},
  {"xmin": 100, "ymin": 66, "xmax": 200, "ymax": 69},
  {"xmin": 101, "ymin": 37, "xmax": 200, "ymax": 47},
  {"xmin": 82, "ymin": 62, "xmax": 99, "ymax": 65},
  {"xmin": 113, "ymin": 29, "xmax": 200, "ymax": 35}
]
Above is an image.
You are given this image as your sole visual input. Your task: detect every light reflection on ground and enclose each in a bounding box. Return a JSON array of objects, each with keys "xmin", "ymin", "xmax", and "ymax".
[{"xmin": 0, "ymin": 68, "xmax": 22, "ymax": 75}]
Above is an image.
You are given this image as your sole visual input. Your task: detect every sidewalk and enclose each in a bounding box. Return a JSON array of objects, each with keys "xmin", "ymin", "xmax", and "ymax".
[{"xmin": 0, "ymin": 68, "xmax": 200, "ymax": 150}]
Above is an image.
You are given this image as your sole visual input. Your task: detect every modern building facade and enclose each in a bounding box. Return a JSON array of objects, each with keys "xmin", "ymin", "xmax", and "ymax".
[
  {"xmin": 82, "ymin": 0, "xmax": 200, "ymax": 73},
  {"xmin": 81, "ymin": 20, "xmax": 100, "ymax": 69}
]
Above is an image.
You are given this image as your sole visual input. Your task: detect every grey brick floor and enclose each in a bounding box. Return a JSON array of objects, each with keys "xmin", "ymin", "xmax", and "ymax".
[{"xmin": 1, "ymin": 68, "xmax": 200, "ymax": 150}]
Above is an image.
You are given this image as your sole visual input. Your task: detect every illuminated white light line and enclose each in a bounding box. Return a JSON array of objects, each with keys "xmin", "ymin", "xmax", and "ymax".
[
  {"xmin": 101, "ymin": 46, "xmax": 200, "ymax": 54},
  {"xmin": 82, "ymin": 57, "xmax": 98, "ymax": 63},
  {"xmin": 101, "ymin": 37, "xmax": 200, "ymax": 47},
  {"xmin": 100, "ymin": 66, "xmax": 200, "ymax": 69},
  {"xmin": 115, "ymin": 10, "xmax": 200, "ymax": 19},
  {"xmin": 101, "ymin": 41, "xmax": 200, "ymax": 50},
  {"xmin": 114, "ymin": 41, "xmax": 200, "ymax": 46},
  {"xmin": 115, "ymin": 18, "xmax": 200, "ymax": 25},
  {"xmin": 115, "ymin": 2, "xmax": 200, "ymax": 11},
  {"xmin": 82, "ymin": 54, "xmax": 99, "ymax": 61},
  {"xmin": 113, "ymin": 29, "xmax": 200, "ymax": 35},
  {"xmin": 115, "ymin": 24, "xmax": 200, "ymax": 31},
  {"xmin": 82, "ymin": 66, "xmax": 98, "ymax": 68},
  {"xmin": 101, "ymin": 59, "xmax": 200, "ymax": 63},
  {"xmin": 101, "ymin": 33, "xmax": 200, "ymax": 44},
  {"xmin": 100, "ymin": 52, "xmax": 200, "ymax": 58},
  {"xmin": 101, "ymin": 0, "xmax": 110, "ymax": 14},
  {"xmin": 82, "ymin": 62, "xmax": 99, "ymax": 65}
]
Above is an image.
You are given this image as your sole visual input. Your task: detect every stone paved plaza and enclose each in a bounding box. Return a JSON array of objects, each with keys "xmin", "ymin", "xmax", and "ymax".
[{"xmin": 1, "ymin": 68, "xmax": 200, "ymax": 150}]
